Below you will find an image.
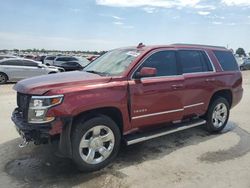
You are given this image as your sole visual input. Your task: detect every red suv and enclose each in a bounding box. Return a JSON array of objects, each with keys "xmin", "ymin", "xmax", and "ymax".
[{"xmin": 12, "ymin": 44, "xmax": 243, "ymax": 172}]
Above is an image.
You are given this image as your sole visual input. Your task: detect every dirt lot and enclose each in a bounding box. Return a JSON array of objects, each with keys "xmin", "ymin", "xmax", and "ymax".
[{"xmin": 0, "ymin": 72, "xmax": 250, "ymax": 188}]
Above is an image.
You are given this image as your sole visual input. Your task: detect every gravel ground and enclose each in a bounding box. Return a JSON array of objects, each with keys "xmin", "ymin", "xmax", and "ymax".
[{"xmin": 0, "ymin": 72, "xmax": 250, "ymax": 188}]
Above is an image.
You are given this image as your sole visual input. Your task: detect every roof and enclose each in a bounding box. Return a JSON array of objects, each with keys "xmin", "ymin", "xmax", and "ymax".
[{"xmin": 124, "ymin": 43, "xmax": 228, "ymax": 52}]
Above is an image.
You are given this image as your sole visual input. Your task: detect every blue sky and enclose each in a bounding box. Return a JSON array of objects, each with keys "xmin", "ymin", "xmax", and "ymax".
[{"xmin": 0, "ymin": 0, "xmax": 249, "ymax": 52}]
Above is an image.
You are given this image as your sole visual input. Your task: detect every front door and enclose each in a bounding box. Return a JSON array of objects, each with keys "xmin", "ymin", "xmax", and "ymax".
[{"xmin": 128, "ymin": 49, "xmax": 185, "ymax": 128}]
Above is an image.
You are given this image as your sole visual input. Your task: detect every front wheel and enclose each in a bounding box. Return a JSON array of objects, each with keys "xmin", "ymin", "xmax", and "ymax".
[
  {"xmin": 205, "ymin": 97, "xmax": 230, "ymax": 133},
  {"xmin": 72, "ymin": 115, "xmax": 121, "ymax": 172}
]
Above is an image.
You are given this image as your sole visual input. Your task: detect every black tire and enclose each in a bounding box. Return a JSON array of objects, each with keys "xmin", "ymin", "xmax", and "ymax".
[
  {"xmin": 71, "ymin": 115, "xmax": 121, "ymax": 172},
  {"xmin": 205, "ymin": 97, "xmax": 230, "ymax": 133},
  {"xmin": 0, "ymin": 72, "xmax": 8, "ymax": 84}
]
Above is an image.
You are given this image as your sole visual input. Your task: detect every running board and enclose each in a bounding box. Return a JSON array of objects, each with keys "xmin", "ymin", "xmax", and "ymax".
[{"xmin": 125, "ymin": 119, "xmax": 206, "ymax": 145}]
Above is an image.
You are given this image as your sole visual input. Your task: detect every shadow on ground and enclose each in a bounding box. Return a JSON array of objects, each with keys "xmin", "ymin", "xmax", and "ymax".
[{"xmin": 1, "ymin": 122, "xmax": 250, "ymax": 188}]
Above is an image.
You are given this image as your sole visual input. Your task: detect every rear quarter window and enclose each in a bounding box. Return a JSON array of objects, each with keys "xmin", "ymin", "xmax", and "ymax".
[{"xmin": 213, "ymin": 50, "xmax": 239, "ymax": 71}]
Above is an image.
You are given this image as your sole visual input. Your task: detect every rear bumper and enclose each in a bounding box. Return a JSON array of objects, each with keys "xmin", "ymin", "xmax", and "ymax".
[{"xmin": 232, "ymin": 88, "xmax": 243, "ymax": 108}]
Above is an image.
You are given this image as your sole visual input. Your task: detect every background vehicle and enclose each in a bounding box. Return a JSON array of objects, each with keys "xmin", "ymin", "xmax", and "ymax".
[
  {"xmin": 44, "ymin": 56, "xmax": 56, "ymax": 66},
  {"xmin": 55, "ymin": 57, "xmax": 90, "ymax": 71},
  {"xmin": 53, "ymin": 56, "xmax": 90, "ymax": 68},
  {"xmin": 0, "ymin": 55, "xmax": 17, "ymax": 60},
  {"xmin": 240, "ymin": 59, "xmax": 250, "ymax": 70},
  {"xmin": 0, "ymin": 58, "xmax": 62, "ymax": 84},
  {"xmin": 12, "ymin": 44, "xmax": 243, "ymax": 172}
]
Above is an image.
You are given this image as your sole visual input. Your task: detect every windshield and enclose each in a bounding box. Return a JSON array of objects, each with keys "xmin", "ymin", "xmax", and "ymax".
[{"xmin": 83, "ymin": 49, "xmax": 141, "ymax": 76}]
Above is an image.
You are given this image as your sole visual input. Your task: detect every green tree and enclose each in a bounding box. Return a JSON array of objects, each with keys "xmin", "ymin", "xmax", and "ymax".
[{"xmin": 236, "ymin": 48, "xmax": 246, "ymax": 57}]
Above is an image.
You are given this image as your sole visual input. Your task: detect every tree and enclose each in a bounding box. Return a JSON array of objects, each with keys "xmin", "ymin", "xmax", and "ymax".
[{"xmin": 236, "ymin": 48, "xmax": 246, "ymax": 57}]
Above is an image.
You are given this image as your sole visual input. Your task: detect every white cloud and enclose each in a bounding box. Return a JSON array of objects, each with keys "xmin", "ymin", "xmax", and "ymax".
[
  {"xmin": 113, "ymin": 21, "xmax": 124, "ymax": 25},
  {"xmin": 112, "ymin": 16, "xmax": 124, "ymax": 20},
  {"xmin": 96, "ymin": 0, "xmax": 250, "ymax": 10},
  {"xmin": 197, "ymin": 11, "xmax": 210, "ymax": 16},
  {"xmin": 222, "ymin": 0, "xmax": 250, "ymax": 6},
  {"xmin": 143, "ymin": 7, "xmax": 156, "ymax": 13},
  {"xmin": 212, "ymin": 21, "xmax": 223, "ymax": 25},
  {"xmin": 96, "ymin": 0, "xmax": 201, "ymax": 9}
]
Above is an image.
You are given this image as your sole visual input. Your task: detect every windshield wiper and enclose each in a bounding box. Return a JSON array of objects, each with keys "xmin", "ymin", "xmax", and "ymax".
[{"xmin": 85, "ymin": 70, "xmax": 110, "ymax": 76}]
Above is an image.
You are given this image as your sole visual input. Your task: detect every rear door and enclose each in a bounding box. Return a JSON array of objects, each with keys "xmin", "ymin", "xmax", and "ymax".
[
  {"xmin": 21, "ymin": 60, "xmax": 47, "ymax": 78},
  {"xmin": 128, "ymin": 49, "xmax": 185, "ymax": 128},
  {"xmin": 177, "ymin": 50, "xmax": 215, "ymax": 118}
]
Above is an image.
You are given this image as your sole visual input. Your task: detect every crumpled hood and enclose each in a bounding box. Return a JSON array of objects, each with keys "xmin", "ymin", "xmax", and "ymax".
[{"xmin": 13, "ymin": 71, "xmax": 111, "ymax": 95}]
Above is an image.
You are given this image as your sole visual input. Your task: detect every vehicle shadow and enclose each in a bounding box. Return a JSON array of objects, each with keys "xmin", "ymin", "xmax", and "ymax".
[{"xmin": 1, "ymin": 122, "xmax": 250, "ymax": 188}]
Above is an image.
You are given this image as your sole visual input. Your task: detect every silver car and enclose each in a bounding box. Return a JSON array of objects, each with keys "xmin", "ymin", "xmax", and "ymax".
[{"xmin": 0, "ymin": 58, "xmax": 62, "ymax": 84}]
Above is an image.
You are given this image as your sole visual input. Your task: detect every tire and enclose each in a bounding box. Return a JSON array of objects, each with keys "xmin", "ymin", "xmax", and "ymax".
[
  {"xmin": 0, "ymin": 72, "xmax": 8, "ymax": 84},
  {"xmin": 205, "ymin": 97, "xmax": 230, "ymax": 133},
  {"xmin": 71, "ymin": 115, "xmax": 121, "ymax": 172}
]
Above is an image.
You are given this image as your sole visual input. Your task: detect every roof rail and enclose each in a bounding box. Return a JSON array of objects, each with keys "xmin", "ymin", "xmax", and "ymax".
[{"xmin": 171, "ymin": 43, "xmax": 227, "ymax": 49}]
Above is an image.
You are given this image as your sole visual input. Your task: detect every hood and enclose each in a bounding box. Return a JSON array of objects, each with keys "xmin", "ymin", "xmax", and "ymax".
[{"xmin": 13, "ymin": 71, "xmax": 111, "ymax": 95}]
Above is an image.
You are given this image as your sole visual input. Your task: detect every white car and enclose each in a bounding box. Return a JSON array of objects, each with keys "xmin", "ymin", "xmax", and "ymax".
[
  {"xmin": 0, "ymin": 58, "xmax": 63, "ymax": 84},
  {"xmin": 44, "ymin": 55, "xmax": 57, "ymax": 66}
]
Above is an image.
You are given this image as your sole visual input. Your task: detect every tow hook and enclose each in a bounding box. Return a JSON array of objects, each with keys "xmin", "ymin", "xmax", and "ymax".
[{"xmin": 18, "ymin": 139, "xmax": 29, "ymax": 148}]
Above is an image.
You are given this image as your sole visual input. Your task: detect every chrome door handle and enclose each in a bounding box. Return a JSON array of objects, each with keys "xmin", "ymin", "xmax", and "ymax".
[
  {"xmin": 205, "ymin": 78, "xmax": 215, "ymax": 82},
  {"xmin": 171, "ymin": 84, "xmax": 184, "ymax": 90}
]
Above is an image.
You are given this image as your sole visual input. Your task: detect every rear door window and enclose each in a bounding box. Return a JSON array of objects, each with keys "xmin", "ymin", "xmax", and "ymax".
[
  {"xmin": 0, "ymin": 60, "xmax": 23, "ymax": 66},
  {"xmin": 213, "ymin": 50, "xmax": 239, "ymax": 71},
  {"xmin": 22, "ymin": 60, "xmax": 38, "ymax": 67},
  {"xmin": 178, "ymin": 50, "xmax": 213, "ymax": 73}
]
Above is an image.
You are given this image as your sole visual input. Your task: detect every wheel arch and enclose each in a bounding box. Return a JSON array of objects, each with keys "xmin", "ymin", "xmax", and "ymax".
[
  {"xmin": 72, "ymin": 107, "xmax": 124, "ymax": 134},
  {"xmin": 209, "ymin": 89, "xmax": 233, "ymax": 108}
]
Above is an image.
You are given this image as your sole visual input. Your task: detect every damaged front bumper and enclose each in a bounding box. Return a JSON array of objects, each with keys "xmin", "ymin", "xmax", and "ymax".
[
  {"xmin": 11, "ymin": 108, "xmax": 73, "ymax": 157},
  {"xmin": 12, "ymin": 108, "xmax": 54, "ymax": 144}
]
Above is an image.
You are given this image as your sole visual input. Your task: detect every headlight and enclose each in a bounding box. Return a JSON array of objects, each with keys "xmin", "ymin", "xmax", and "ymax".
[{"xmin": 28, "ymin": 95, "xmax": 63, "ymax": 123}]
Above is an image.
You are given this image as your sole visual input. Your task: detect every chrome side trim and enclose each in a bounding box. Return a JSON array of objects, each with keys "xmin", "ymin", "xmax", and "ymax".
[
  {"xmin": 126, "ymin": 119, "xmax": 206, "ymax": 145},
  {"xmin": 184, "ymin": 102, "xmax": 204, "ymax": 109},
  {"xmin": 132, "ymin": 109, "xmax": 183, "ymax": 120},
  {"xmin": 132, "ymin": 102, "xmax": 204, "ymax": 120}
]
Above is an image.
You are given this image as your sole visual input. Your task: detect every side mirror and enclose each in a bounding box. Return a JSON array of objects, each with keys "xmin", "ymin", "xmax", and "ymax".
[
  {"xmin": 135, "ymin": 67, "xmax": 157, "ymax": 79},
  {"xmin": 37, "ymin": 64, "xmax": 43, "ymax": 68}
]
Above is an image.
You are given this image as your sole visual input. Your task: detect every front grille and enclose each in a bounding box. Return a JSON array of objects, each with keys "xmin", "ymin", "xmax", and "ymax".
[{"xmin": 17, "ymin": 93, "xmax": 30, "ymax": 121}]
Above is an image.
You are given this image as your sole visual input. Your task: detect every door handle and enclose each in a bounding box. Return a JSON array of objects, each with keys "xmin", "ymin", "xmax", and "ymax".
[
  {"xmin": 171, "ymin": 84, "xmax": 184, "ymax": 90},
  {"xmin": 205, "ymin": 78, "xmax": 215, "ymax": 82}
]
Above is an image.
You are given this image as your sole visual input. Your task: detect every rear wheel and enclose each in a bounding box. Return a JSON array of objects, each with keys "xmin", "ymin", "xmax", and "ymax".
[
  {"xmin": 72, "ymin": 115, "xmax": 121, "ymax": 172},
  {"xmin": 0, "ymin": 73, "xmax": 7, "ymax": 84},
  {"xmin": 205, "ymin": 97, "xmax": 230, "ymax": 133}
]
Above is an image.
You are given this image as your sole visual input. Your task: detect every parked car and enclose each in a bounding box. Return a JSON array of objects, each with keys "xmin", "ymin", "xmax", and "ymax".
[
  {"xmin": 240, "ymin": 59, "xmax": 250, "ymax": 70},
  {"xmin": 44, "ymin": 55, "xmax": 57, "ymax": 66},
  {"xmin": 0, "ymin": 54, "xmax": 17, "ymax": 60},
  {"xmin": 53, "ymin": 56, "xmax": 90, "ymax": 68},
  {"xmin": 12, "ymin": 44, "xmax": 242, "ymax": 172},
  {"xmin": 0, "ymin": 58, "xmax": 62, "ymax": 84},
  {"xmin": 35, "ymin": 55, "xmax": 47, "ymax": 63},
  {"xmin": 56, "ymin": 58, "xmax": 90, "ymax": 71}
]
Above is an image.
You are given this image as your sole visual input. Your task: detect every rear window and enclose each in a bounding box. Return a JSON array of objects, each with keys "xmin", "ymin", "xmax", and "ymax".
[{"xmin": 213, "ymin": 50, "xmax": 239, "ymax": 71}]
